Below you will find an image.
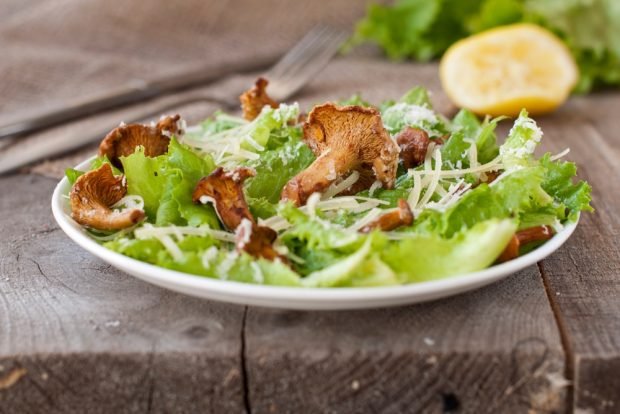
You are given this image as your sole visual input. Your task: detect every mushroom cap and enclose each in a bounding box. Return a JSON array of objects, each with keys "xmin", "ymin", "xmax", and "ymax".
[
  {"xmin": 395, "ymin": 126, "xmax": 430, "ymax": 169},
  {"xmin": 304, "ymin": 104, "xmax": 399, "ymax": 187},
  {"xmin": 98, "ymin": 114, "xmax": 182, "ymax": 169},
  {"xmin": 235, "ymin": 220, "xmax": 284, "ymax": 262},
  {"xmin": 192, "ymin": 167, "xmax": 256, "ymax": 231},
  {"xmin": 281, "ymin": 103, "xmax": 399, "ymax": 205},
  {"xmin": 70, "ymin": 163, "xmax": 145, "ymax": 231},
  {"xmin": 240, "ymin": 78, "xmax": 278, "ymax": 121},
  {"xmin": 359, "ymin": 199, "xmax": 413, "ymax": 233}
]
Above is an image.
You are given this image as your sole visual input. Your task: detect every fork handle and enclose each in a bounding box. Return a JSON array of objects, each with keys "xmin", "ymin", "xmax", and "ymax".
[
  {"xmin": 0, "ymin": 54, "xmax": 277, "ymax": 140},
  {"xmin": 0, "ymin": 94, "xmax": 241, "ymax": 175}
]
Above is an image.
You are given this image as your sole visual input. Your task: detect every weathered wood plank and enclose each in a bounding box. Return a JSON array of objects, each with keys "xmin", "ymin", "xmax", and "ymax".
[
  {"xmin": 240, "ymin": 61, "xmax": 569, "ymax": 414},
  {"xmin": 245, "ymin": 270, "xmax": 567, "ymax": 413},
  {"xmin": 535, "ymin": 98, "xmax": 620, "ymax": 414},
  {"xmin": 0, "ymin": 174, "xmax": 246, "ymax": 413}
]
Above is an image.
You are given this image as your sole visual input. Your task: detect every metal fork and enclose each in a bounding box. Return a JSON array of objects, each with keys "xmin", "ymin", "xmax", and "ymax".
[
  {"xmin": 0, "ymin": 25, "xmax": 346, "ymax": 174},
  {"xmin": 141, "ymin": 24, "xmax": 347, "ymax": 111}
]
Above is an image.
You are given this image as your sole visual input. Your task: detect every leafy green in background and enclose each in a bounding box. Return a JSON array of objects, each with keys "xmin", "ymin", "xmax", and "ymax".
[{"xmin": 351, "ymin": 0, "xmax": 620, "ymax": 92}]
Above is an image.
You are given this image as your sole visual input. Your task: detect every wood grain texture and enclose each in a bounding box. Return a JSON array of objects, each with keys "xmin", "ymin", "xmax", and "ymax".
[
  {"xmin": 1, "ymin": 51, "xmax": 618, "ymax": 413},
  {"xmin": 534, "ymin": 97, "xmax": 620, "ymax": 414},
  {"xmin": 0, "ymin": 175, "xmax": 246, "ymax": 413},
  {"xmin": 245, "ymin": 269, "xmax": 566, "ymax": 413}
]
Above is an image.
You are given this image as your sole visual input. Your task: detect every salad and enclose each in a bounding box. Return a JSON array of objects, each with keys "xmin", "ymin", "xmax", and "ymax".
[{"xmin": 65, "ymin": 79, "xmax": 592, "ymax": 288}]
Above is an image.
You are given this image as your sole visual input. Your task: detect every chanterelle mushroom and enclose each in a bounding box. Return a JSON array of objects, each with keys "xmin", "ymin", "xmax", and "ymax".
[
  {"xmin": 497, "ymin": 225, "xmax": 555, "ymax": 262},
  {"xmin": 359, "ymin": 199, "xmax": 414, "ymax": 233},
  {"xmin": 395, "ymin": 126, "xmax": 430, "ymax": 169},
  {"xmin": 235, "ymin": 218, "xmax": 284, "ymax": 262},
  {"xmin": 192, "ymin": 167, "xmax": 256, "ymax": 230},
  {"xmin": 240, "ymin": 78, "xmax": 278, "ymax": 121},
  {"xmin": 70, "ymin": 163, "xmax": 145, "ymax": 231},
  {"xmin": 98, "ymin": 114, "xmax": 183, "ymax": 169},
  {"xmin": 281, "ymin": 103, "xmax": 399, "ymax": 206},
  {"xmin": 192, "ymin": 167, "xmax": 285, "ymax": 261}
]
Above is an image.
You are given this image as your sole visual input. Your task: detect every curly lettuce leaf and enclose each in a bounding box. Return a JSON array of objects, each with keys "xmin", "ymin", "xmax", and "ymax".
[
  {"xmin": 350, "ymin": 0, "xmax": 444, "ymax": 61},
  {"xmin": 278, "ymin": 203, "xmax": 364, "ymax": 275},
  {"xmin": 381, "ymin": 86, "xmax": 447, "ymax": 136},
  {"xmin": 540, "ymin": 153, "xmax": 593, "ymax": 219},
  {"xmin": 447, "ymin": 109, "xmax": 501, "ymax": 165},
  {"xmin": 278, "ymin": 203, "xmax": 361, "ymax": 251},
  {"xmin": 65, "ymin": 155, "xmax": 120, "ymax": 185},
  {"xmin": 106, "ymin": 235, "xmax": 301, "ymax": 286},
  {"xmin": 382, "ymin": 218, "xmax": 517, "ymax": 282},
  {"xmin": 245, "ymin": 140, "xmax": 315, "ymax": 203},
  {"xmin": 338, "ymin": 93, "xmax": 374, "ymax": 108},
  {"xmin": 198, "ymin": 111, "xmax": 246, "ymax": 135},
  {"xmin": 120, "ymin": 138, "xmax": 219, "ymax": 228},
  {"xmin": 248, "ymin": 103, "xmax": 300, "ymax": 148},
  {"xmin": 301, "ymin": 235, "xmax": 400, "ymax": 287},
  {"xmin": 65, "ymin": 168, "xmax": 83, "ymax": 185},
  {"xmin": 413, "ymin": 166, "xmax": 553, "ymax": 237},
  {"xmin": 500, "ymin": 109, "xmax": 542, "ymax": 170}
]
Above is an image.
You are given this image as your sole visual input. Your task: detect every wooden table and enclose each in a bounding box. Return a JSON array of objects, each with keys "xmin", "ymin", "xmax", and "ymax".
[{"xmin": 0, "ymin": 59, "xmax": 619, "ymax": 413}]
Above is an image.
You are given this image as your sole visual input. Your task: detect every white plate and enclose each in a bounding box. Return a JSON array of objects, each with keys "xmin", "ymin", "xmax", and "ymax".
[{"xmin": 51, "ymin": 157, "xmax": 578, "ymax": 310}]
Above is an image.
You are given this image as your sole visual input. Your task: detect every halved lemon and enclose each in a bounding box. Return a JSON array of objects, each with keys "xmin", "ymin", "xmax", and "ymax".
[{"xmin": 439, "ymin": 23, "xmax": 578, "ymax": 117}]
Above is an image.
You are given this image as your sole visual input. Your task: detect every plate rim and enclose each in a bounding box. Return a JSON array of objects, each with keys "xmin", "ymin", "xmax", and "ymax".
[{"xmin": 51, "ymin": 156, "xmax": 578, "ymax": 310}]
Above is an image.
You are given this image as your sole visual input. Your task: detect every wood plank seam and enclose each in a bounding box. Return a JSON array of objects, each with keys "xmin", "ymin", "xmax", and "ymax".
[
  {"xmin": 241, "ymin": 306, "xmax": 252, "ymax": 414},
  {"xmin": 538, "ymin": 261, "xmax": 574, "ymax": 414}
]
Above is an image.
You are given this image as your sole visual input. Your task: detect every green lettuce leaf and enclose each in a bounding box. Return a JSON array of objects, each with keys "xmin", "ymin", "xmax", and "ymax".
[
  {"xmin": 540, "ymin": 153, "xmax": 593, "ymax": 219},
  {"xmin": 65, "ymin": 168, "xmax": 83, "ymax": 185},
  {"xmin": 448, "ymin": 109, "xmax": 501, "ymax": 165},
  {"xmin": 382, "ymin": 218, "xmax": 517, "ymax": 282},
  {"xmin": 65, "ymin": 155, "xmax": 120, "ymax": 185},
  {"xmin": 278, "ymin": 203, "xmax": 364, "ymax": 275},
  {"xmin": 245, "ymin": 140, "xmax": 315, "ymax": 203},
  {"xmin": 301, "ymin": 234, "xmax": 399, "ymax": 287},
  {"xmin": 381, "ymin": 86, "xmax": 447, "ymax": 136},
  {"xmin": 120, "ymin": 138, "xmax": 219, "ymax": 228},
  {"xmin": 500, "ymin": 109, "xmax": 542, "ymax": 170},
  {"xmin": 413, "ymin": 166, "xmax": 552, "ymax": 237},
  {"xmin": 246, "ymin": 103, "xmax": 300, "ymax": 148}
]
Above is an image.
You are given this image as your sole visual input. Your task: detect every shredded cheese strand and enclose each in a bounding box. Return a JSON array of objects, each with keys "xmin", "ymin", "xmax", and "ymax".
[
  {"xmin": 135, "ymin": 225, "xmax": 236, "ymax": 243},
  {"xmin": 407, "ymin": 173, "xmax": 422, "ymax": 211},
  {"xmin": 417, "ymin": 147, "xmax": 443, "ymax": 208},
  {"xmin": 345, "ymin": 208, "xmax": 383, "ymax": 232},
  {"xmin": 322, "ymin": 171, "xmax": 360, "ymax": 200},
  {"xmin": 550, "ymin": 148, "xmax": 570, "ymax": 161},
  {"xmin": 408, "ymin": 154, "xmax": 503, "ymax": 178}
]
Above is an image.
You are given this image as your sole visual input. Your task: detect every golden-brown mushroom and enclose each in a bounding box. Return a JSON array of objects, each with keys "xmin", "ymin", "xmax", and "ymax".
[
  {"xmin": 281, "ymin": 103, "xmax": 399, "ymax": 206},
  {"xmin": 70, "ymin": 163, "xmax": 145, "ymax": 231},
  {"xmin": 395, "ymin": 127, "xmax": 430, "ymax": 169},
  {"xmin": 192, "ymin": 167, "xmax": 286, "ymax": 261},
  {"xmin": 192, "ymin": 167, "xmax": 256, "ymax": 230},
  {"xmin": 359, "ymin": 199, "xmax": 414, "ymax": 233},
  {"xmin": 240, "ymin": 78, "xmax": 278, "ymax": 121},
  {"xmin": 98, "ymin": 114, "xmax": 183, "ymax": 169},
  {"xmin": 497, "ymin": 225, "xmax": 555, "ymax": 262},
  {"xmin": 235, "ymin": 219, "xmax": 286, "ymax": 262}
]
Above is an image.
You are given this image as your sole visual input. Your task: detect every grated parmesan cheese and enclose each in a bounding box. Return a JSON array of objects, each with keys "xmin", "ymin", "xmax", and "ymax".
[
  {"xmin": 250, "ymin": 262, "xmax": 264, "ymax": 284},
  {"xmin": 550, "ymin": 148, "xmax": 570, "ymax": 161},
  {"xmin": 201, "ymin": 246, "xmax": 219, "ymax": 270},
  {"xmin": 345, "ymin": 208, "xmax": 383, "ymax": 232},
  {"xmin": 322, "ymin": 171, "xmax": 360, "ymax": 200},
  {"xmin": 235, "ymin": 218, "xmax": 253, "ymax": 249},
  {"xmin": 135, "ymin": 224, "xmax": 236, "ymax": 243},
  {"xmin": 368, "ymin": 180, "xmax": 383, "ymax": 196},
  {"xmin": 216, "ymin": 251, "xmax": 238, "ymax": 280}
]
